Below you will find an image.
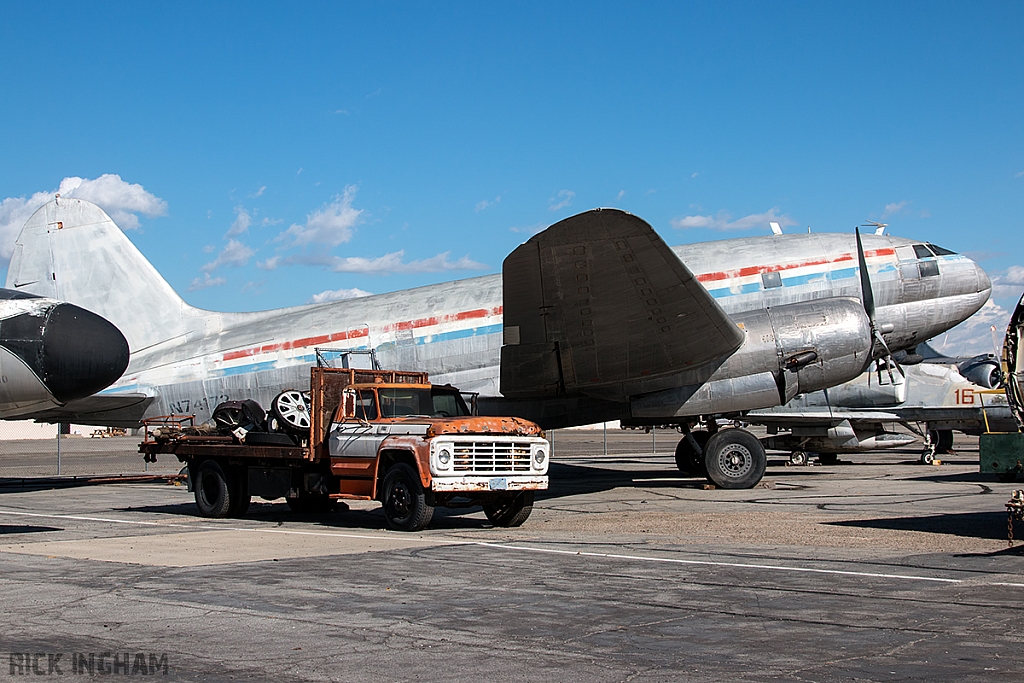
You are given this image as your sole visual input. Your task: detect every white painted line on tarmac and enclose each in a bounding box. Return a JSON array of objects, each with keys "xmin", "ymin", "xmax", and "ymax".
[
  {"xmin": 3, "ymin": 508, "xmax": 1022, "ymax": 588},
  {"xmin": 474, "ymin": 541, "xmax": 968, "ymax": 584},
  {"xmin": 0, "ymin": 509, "xmax": 460, "ymax": 545}
]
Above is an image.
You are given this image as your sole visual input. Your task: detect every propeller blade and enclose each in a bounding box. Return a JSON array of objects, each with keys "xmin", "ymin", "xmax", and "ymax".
[{"xmin": 855, "ymin": 228, "xmax": 876, "ymax": 321}]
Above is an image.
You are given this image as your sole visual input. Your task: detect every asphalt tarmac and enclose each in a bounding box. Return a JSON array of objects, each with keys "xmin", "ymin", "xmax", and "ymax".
[{"xmin": 1, "ymin": 431, "xmax": 1022, "ymax": 681}]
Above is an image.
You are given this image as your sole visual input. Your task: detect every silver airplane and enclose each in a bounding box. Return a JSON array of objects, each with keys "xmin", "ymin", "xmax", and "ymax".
[
  {"xmin": 5, "ymin": 198, "xmax": 991, "ymax": 488},
  {"xmin": 0, "ymin": 288, "xmax": 129, "ymax": 418}
]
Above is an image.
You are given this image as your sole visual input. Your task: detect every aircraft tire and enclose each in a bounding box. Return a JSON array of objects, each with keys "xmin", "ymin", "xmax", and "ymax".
[
  {"xmin": 483, "ymin": 491, "xmax": 534, "ymax": 527},
  {"xmin": 789, "ymin": 450, "xmax": 808, "ymax": 466},
  {"xmin": 382, "ymin": 463, "xmax": 434, "ymax": 531},
  {"xmin": 674, "ymin": 430, "xmax": 710, "ymax": 476},
  {"xmin": 193, "ymin": 459, "xmax": 232, "ymax": 518},
  {"xmin": 703, "ymin": 429, "xmax": 766, "ymax": 489},
  {"xmin": 928, "ymin": 429, "xmax": 954, "ymax": 454}
]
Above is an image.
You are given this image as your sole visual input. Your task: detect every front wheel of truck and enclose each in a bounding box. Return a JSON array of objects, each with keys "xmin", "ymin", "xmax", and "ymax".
[
  {"xmin": 382, "ymin": 463, "xmax": 434, "ymax": 531},
  {"xmin": 483, "ymin": 491, "xmax": 534, "ymax": 527}
]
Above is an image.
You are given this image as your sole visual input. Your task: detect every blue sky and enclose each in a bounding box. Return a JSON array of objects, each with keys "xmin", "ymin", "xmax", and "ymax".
[{"xmin": 1, "ymin": 1, "xmax": 1021, "ymax": 352}]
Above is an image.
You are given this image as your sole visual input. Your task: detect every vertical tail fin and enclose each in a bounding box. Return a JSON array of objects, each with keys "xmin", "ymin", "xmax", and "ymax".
[{"xmin": 6, "ymin": 197, "xmax": 192, "ymax": 353}]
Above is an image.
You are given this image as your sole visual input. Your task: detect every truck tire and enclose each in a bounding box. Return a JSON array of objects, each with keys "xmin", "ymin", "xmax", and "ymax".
[
  {"xmin": 193, "ymin": 460, "xmax": 232, "ymax": 518},
  {"xmin": 483, "ymin": 491, "xmax": 534, "ymax": 527},
  {"xmin": 382, "ymin": 463, "xmax": 434, "ymax": 531},
  {"xmin": 703, "ymin": 428, "xmax": 766, "ymax": 489}
]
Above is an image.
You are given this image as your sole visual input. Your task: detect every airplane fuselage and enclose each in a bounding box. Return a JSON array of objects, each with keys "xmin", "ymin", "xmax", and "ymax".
[{"xmin": 99, "ymin": 232, "xmax": 989, "ymax": 427}]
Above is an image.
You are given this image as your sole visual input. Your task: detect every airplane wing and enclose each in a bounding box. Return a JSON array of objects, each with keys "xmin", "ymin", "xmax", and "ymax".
[
  {"xmin": 501, "ymin": 209, "xmax": 744, "ymax": 401},
  {"xmin": 23, "ymin": 393, "xmax": 154, "ymax": 428}
]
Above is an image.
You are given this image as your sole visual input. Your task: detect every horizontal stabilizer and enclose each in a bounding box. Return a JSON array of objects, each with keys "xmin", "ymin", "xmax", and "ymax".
[{"xmin": 501, "ymin": 208, "xmax": 744, "ymax": 400}]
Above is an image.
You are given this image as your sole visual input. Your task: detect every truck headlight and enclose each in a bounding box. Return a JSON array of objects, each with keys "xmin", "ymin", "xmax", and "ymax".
[
  {"xmin": 533, "ymin": 448, "xmax": 547, "ymax": 467},
  {"xmin": 438, "ymin": 448, "xmax": 452, "ymax": 466}
]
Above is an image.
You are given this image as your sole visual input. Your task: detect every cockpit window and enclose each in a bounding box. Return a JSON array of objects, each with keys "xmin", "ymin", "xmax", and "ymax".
[
  {"xmin": 926, "ymin": 243, "xmax": 956, "ymax": 256},
  {"xmin": 913, "ymin": 244, "xmax": 934, "ymax": 259}
]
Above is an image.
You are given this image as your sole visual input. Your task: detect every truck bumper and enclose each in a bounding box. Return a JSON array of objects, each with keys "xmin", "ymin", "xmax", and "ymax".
[{"xmin": 431, "ymin": 475, "xmax": 549, "ymax": 492}]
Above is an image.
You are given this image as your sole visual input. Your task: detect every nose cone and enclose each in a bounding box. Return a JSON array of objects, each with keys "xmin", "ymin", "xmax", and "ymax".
[
  {"xmin": 976, "ymin": 262, "xmax": 993, "ymax": 296},
  {"xmin": 40, "ymin": 303, "xmax": 130, "ymax": 402}
]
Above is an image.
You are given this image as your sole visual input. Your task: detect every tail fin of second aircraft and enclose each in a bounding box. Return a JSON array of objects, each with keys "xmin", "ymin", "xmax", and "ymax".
[{"xmin": 6, "ymin": 197, "xmax": 194, "ymax": 354}]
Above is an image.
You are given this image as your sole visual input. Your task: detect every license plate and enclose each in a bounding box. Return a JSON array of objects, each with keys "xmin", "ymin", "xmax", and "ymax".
[{"xmin": 488, "ymin": 477, "xmax": 508, "ymax": 491}]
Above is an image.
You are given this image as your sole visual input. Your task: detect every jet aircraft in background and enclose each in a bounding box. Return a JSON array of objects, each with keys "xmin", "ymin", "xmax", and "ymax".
[
  {"xmin": 5, "ymin": 198, "xmax": 990, "ymax": 488},
  {"xmin": 747, "ymin": 352, "xmax": 1015, "ymax": 466},
  {"xmin": 0, "ymin": 289, "xmax": 129, "ymax": 418}
]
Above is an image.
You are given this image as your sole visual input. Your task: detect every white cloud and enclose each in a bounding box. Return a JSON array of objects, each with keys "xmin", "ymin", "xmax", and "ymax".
[
  {"xmin": 691, "ymin": 172, "xmax": 699, "ymax": 179},
  {"xmin": 257, "ymin": 256, "xmax": 282, "ymax": 271},
  {"xmin": 283, "ymin": 250, "xmax": 486, "ymax": 275},
  {"xmin": 616, "ymin": 190, "xmax": 625, "ymax": 201},
  {"xmin": 509, "ymin": 223, "xmax": 546, "ymax": 235},
  {"xmin": 880, "ymin": 201, "xmax": 910, "ymax": 219},
  {"xmin": 308, "ymin": 287, "xmax": 373, "ymax": 304},
  {"xmin": 0, "ymin": 174, "xmax": 166, "ymax": 263},
  {"xmin": 475, "ymin": 196, "xmax": 501, "ymax": 212},
  {"xmin": 276, "ymin": 185, "xmax": 362, "ymax": 247},
  {"xmin": 670, "ymin": 207, "xmax": 797, "ymax": 232},
  {"xmin": 201, "ymin": 239, "xmax": 256, "ymax": 273},
  {"xmin": 188, "ymin": 273, "xmax": 227, "ymax": 291},
  {"xmin": 929, "ymin": 299, "xmax": 1010, "ymax": 357},
  {"xmin": 549, "ymin": 190, "xmax": 575, "ymax": 211},
  {"xmin": 993, "ymin": 265, "xmax": 1024, "ymax": 299},
  {"xmin": 1015, "ymin": 171, "xmax": 1024, "ymax": 178},
  {"xmin": 250, "ymin": 185, "xmax": 266, "ymax": 198},
  {"xmin": 226, "ymin": 206, "xmax": 251, "ymax": 237}
]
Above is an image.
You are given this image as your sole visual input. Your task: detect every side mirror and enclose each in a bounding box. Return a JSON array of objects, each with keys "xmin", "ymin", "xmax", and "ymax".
[{"xmin": 342, "ymin": 389, "xmax": 357, "ymax": 419}]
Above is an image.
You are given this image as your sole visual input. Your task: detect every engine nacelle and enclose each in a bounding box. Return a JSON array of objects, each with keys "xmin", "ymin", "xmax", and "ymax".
[
  {"xmin": 958, "ymin": 357, "xmax": 1001, "ymax": 389},
  {"xmin": 630, "ymin": 298, "xmax": 873, "ymax": 418}
]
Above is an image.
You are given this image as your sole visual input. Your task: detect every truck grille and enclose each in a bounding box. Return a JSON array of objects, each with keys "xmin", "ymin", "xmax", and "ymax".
[{"xmin": 453, "ymin": 441, "xmax": 533, "ymax": 473}]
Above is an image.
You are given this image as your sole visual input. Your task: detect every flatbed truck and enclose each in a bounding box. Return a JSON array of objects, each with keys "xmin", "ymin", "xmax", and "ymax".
[{"xmin": 141, "ymin": 367, "xmax": 549, "ymax": 530}]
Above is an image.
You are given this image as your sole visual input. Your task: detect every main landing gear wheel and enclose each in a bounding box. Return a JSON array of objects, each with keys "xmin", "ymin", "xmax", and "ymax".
[
  {"xmin": 483, "ymin": 492, "xmax": 535, "ymax": 527},
  {"xmin": 703, "ymin": 429, "xmax": 767, "ymax": 489},
  {"xmin": 272, "ymin": 390, "xmax": 311, "ymax": 434},
  {"xmin": 928, "ymin": 429, "xmax": 954, "ymax": 454},
  {"xmin": 674, "ymin": 430, "xmax": 711, "ymax": 476},
  {"xmin": 382, "ymin": 463, "xmax": 434, "ymax": 531}
]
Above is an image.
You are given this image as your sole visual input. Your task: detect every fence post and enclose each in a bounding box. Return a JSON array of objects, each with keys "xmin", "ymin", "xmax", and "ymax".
[{"xmin": 56, "ymin": 425, "xmax": 61, "ymax": 476}]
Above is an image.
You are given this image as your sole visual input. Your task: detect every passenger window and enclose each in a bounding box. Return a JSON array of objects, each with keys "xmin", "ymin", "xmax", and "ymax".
[
  {"xmin": 919, "ymin": 259, "xmax": 939, "ymax": 277},
  {"xmin": 913, "ymin": 244, "xmax": 935, "ymax": 259},
  {"xmin": 900, "ymin": 262, "xmax": 920, "ymax": 280},
  {"xmin": 355, "ymin": 390, "xmax": 378, "ymax": 420},
  {"xmin": 895, "ymin": 245, "xmax": 916, "ymax": 261},
  {"xmin": 761, "ymin": 271, "xmax": 782, "ymax": 289}
]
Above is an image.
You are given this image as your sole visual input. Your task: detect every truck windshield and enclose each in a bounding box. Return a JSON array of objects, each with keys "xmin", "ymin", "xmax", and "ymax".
[{"xmin": 377, "ymin": 387, "xmax": 470, "ymax": 418}]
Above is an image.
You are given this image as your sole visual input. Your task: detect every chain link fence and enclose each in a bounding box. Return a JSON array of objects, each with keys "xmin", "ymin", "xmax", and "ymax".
[
  {"xmin": 0, "ymin": 422, "xmax": 182, "ymax": 479},
  {"xmin": 549, "ymin": 425, "xmax": 677, "ymax": 459}
]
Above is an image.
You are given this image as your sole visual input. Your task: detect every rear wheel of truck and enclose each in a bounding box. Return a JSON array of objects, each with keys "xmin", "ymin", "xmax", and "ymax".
[
  {"xmin": 193, "ymin": 460, "xmax": 232, "ymax": 518},
  {"xmin": 382, "ymin": 463, "xmax": 434, "ymax": 531},
  {"xmin": 483, "ymin": 491, "xmax": 534, "ymax": 527}
]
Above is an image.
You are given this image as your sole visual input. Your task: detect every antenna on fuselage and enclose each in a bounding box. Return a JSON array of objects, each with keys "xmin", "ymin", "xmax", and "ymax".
[
  {"xmin": 769, "ymin": 221, "xmax": 783, "ymax": 235},
  {"xmin": 856, "ymin": 227, "xmax": 905, "ymax": 383},
  {"xmin": 860, "ymin": 220, "xmax": 887, "ymax": 236}
]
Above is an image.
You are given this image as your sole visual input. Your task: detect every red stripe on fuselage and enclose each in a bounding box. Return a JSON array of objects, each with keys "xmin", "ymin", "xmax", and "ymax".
[
  {"xmin": 696, "ymin": 248, "xmax": 895, "ymax": 284},
  {"xmin": 219, "ymin": 306, "xmax": 503, "ymax": 362}
]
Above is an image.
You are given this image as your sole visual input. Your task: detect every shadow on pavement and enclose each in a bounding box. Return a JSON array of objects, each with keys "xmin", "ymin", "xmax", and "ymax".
[{"xmin": 827, "ymin": 511, "xmax": 1011, "ymax": 541}]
